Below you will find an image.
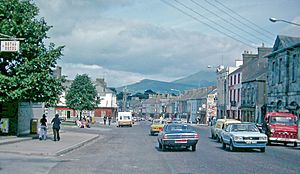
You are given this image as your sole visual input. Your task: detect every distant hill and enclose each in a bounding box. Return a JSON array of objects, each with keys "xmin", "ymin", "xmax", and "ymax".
[
  {"xmin": 172, "ymin": 71, "xmax": 216, "ymax": 87},
  {"xmin": 116, "ymin": 79, "xmax": 197, "ymax": 94},
  {"xmin": 116, "ymin": 70, "xmax": 217, "ymax": 94}
]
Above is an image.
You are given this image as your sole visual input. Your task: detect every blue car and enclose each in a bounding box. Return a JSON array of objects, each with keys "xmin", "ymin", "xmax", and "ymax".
[
  {"xmin": 157, "ymin": 124, "xmax": 199, "ymax": 151},
  {"xmin": 221, "ymin": 123, "xmax": 267, "ymax": 152}
]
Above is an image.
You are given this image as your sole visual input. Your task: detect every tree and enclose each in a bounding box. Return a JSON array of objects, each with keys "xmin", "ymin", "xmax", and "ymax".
[
  {"xmin": 65, "ymin": 74, "xmax": 98, "ymax": 117},
  {"xmin": 0, "ymin": 0, "xmax": 64, "ymax": 105}
]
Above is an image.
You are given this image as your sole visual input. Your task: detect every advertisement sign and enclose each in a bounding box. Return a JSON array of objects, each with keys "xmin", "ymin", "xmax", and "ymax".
[
  {"xmin": 0, "ymin": 118, "xmax": 9, "ymax": 133},
  {"xmin": 1, "ymin": 41, "xmax": 20, "ymax": 52}
]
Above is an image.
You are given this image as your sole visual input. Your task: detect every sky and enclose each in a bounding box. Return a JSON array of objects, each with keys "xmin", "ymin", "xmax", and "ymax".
[{"xmin": 34, "ymin": 0, "xmax": 300, "ymax": 88}]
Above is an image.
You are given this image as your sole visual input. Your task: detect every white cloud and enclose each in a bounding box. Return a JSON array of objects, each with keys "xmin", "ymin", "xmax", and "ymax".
[{"xmin": 35, "ymin": 0, "xmax": 300, "ymax": 87}]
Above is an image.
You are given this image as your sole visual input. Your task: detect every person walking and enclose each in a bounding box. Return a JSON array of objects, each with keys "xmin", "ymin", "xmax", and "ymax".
[
  {"xmin": 103, "ymin": 115, "xmax": 107, "ymax": 125},
  {"xmin": 51, "ymin": 114, "xmax": 61, "ymax": 141},
  {"xmin": 108, "ymin": 115, "xmax": 112, "ymax": 126},
  {"xmin": 39, "ymin": 114, "xmax": 47, "ymax": 140}
]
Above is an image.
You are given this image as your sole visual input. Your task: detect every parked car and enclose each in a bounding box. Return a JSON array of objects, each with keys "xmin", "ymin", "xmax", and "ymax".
[
  {"xmin": 262, "ymin": 112, "xmax": 299, "ymax": 147},
  {"xmin": 221, "ymin": 123, "xmax": 267, "ymax": 152},
  {"xmin": 213, "ymin": 119, "xmax": 241, "ymax": 142},
  {"xmin": 150, "ymin": 119, "xmax": 166, "ymax": 135},
  {"xmin": 157, "ymin": 124, "xmax": 199, "ymax": 151}
]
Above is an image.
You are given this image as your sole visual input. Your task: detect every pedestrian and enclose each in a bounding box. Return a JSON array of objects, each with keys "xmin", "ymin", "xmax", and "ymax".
[
  {"xmin": 108, "ymin": 115, "xmax": 112, "ymax": 126},
  {"xmin": 39, "ymin": 114, "xmax": 47, "ymax": 140},
  {"xmin": 103, "ymin": 115, "xmax": 107, "ymax": 125},
  {"xmin": 51, "ymin": 114, "xmax": 61, "ymax": 141}
]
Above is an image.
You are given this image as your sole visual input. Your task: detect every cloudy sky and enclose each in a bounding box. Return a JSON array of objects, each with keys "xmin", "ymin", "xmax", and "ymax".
[{"xmin": 34, "ymin": 0, "xmax": 300, "ymax": 87}]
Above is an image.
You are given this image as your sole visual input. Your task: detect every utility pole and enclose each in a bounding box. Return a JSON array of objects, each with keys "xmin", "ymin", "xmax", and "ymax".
[{"xmin": 122, "ymin": 87, "xmax": 127, "ymax": 112}]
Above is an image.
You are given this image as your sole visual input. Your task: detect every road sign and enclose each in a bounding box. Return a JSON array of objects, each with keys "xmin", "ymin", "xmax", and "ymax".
[{"xmin": 1, "ymin": 40, "xmax": 20, "ymax": 52}]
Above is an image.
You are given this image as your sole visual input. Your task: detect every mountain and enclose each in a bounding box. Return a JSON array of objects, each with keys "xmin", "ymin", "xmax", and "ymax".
[
  {"xmin": 116, "ymin": 71, "xmax": 217, "ymax": 94},
  {"xmin": 116, "ymin": 79, "xmax": 197, "ymax": 94},
  {"xmin": 172, "ymin": 71, "xmax": 216, "ymax": 87}
]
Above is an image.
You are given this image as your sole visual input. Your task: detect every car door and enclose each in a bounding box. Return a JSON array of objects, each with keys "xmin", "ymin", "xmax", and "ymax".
[{"xmin": 222, "ymin": 125, "xmax": 232, "ymax": 144}]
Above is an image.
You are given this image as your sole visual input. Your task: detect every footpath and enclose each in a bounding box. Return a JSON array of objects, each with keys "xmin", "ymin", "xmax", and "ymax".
[{"xmin": 0, "ymin": 128, "xmax": 100, "ymax": 156}]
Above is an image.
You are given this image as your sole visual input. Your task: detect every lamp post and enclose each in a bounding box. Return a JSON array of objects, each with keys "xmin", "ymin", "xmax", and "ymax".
[
  {"xmin": 171, "ymin": 89, "xmax": 181, "ymax": 118},
  {"xmin": 269, "ymin": 17, "xmax": 300, "ymax": 27}
]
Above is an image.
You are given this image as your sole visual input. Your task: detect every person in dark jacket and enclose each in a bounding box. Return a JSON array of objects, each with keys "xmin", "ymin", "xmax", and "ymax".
[
  {"xmin": 39, "ymin": 114, "xmax": 47, "ymax": 140},
  {"xmin": 51, "ymin": 114, "xmax": 61, "ymax": 141}
]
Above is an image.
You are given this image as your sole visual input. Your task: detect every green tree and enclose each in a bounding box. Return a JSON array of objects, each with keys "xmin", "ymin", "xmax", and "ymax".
[
  {"xmin": 0, "ymin": 0, "xmax": 64, "ymax": 105},
  {"xmin": 65, "ymin": 74, "xmax": 98, "ymax": 117}
]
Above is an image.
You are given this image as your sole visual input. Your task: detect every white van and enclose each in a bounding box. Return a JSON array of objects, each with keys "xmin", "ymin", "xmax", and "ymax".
[{"xmin": 117, "ymin": 112, "xmax": 133, "ymax": 127}]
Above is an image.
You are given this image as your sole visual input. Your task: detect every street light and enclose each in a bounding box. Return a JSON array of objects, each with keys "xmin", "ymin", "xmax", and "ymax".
[{"xmin": 269, "ymin": 17, "xmax": 300, "ymax": 27}]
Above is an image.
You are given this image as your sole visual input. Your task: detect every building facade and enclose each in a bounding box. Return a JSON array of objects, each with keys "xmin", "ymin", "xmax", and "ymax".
[{"xmin": 266, "ymin": 35, "xmax": 300, "ymax": 117}]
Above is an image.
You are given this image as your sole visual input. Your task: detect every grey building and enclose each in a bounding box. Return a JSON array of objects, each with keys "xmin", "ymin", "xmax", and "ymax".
[
  {"xmin": 266, "ymin": 35, "xmax": 300, "ymax": 117},
  {"xmin": 241, "ymin": 46, "xmax": 272, "ymax": 123}
]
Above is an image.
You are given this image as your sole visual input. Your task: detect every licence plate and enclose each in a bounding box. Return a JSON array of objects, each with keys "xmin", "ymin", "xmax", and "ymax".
[
  {"xmin": 245, "ymin": 140, "xmax": 257, "ymax": 144},
  {"xmin": 175, "ymin": 140, "xmax": 187, "ymax": 143}
]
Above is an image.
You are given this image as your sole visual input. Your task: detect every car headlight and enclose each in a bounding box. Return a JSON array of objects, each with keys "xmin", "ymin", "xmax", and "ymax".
[
  {"xmin": 259, "ymin": 136, "xmax": 267, "ymax": 140},
  {"xmin": 234, "ymin": 136, "xmax": 243, "ymax": 141},
  {"xmin": 270, "ymin": 128, "xmax": 275, "ymax": 133}
]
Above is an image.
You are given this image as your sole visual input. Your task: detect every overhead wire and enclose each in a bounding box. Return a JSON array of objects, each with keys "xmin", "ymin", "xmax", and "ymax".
[
  {"xmin": 190, "ymin": 0, "xmax": 270, "ymax": 45},
  {"xmin": 212, "ymin": 0, "xmax": 274, "ymax": 39},
  {"xmin": 173, "ymin": 0, "xmax": 257, "ymax": 47},
  {"xmin": 160, "ymin": 0, "xmax": 255, "ymax": 48}
]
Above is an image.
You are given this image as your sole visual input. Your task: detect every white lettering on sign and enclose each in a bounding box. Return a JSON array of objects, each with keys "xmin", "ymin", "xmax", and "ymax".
[{"xmin": 1, "ymin": 41, "xmax": 20, "ymax": 52}]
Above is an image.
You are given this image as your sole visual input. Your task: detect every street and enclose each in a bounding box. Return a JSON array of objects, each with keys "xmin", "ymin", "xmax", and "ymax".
[{"xmin": 0, "ymin": 122, "xmax": 299, "ymax": 174}]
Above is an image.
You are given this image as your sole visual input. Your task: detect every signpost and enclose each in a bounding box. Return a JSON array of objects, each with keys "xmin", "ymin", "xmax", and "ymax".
[{"xmin": 1, "ymin": 40, "xmax": 20, "ymax": 52}]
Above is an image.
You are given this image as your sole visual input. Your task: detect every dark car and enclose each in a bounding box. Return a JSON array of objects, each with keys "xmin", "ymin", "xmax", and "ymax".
[{"xmin": 157, "ymin": 124, "xmax": 199, "ymax": 151}]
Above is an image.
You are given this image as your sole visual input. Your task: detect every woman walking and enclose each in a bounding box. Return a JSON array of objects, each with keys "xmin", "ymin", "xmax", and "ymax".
[{"xmin": 51, "ymin": 114, "xmax": 61, "ymax": 141}]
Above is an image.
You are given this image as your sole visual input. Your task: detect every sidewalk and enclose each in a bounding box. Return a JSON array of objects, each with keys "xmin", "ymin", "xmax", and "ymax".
[{"xmin": 0, "ymin": 131, "xmax": 100, "ymax": 156}]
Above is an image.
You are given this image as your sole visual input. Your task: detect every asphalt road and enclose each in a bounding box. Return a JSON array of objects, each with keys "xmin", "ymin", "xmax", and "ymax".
[{"xmin": 1, "ymin": 122, "xmax": 299, "ymax": 174}]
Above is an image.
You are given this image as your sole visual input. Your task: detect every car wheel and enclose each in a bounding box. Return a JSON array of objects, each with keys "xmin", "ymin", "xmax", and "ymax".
[
  {"xmin": 217, "ymin": 136, "xmax": 220, "ymax": 143},
  {"xmin": 229, "ymin": 140, "xmax": 235, "ymax": 152},
  {"xmin": 158, "ymin": 141, "xmax": 162, "ymax": 149},
  {"xmin": 191, "ymin": 145, "xmax": 196, "ymax": 151},
  {"xmin": 162, "ymin": 144, "xmax": 166, "ymax": 151},
  {"xmin": 222, "ymin": 140, "xmax": 226, "ymax": 149},
  {"xmin": 294, "ymin": 142, "xmax": 298, "ymax": 147},
  {"xmin": 284, "ymin": 142, "xmax": 287, "ymax": 146},
  {"xmin": 260, "ymin": 147, "xmax": 265, "ymax": 152},
  {"xmin": 211, "ymin": 133, "xmax": 214, "ymax": 139}
]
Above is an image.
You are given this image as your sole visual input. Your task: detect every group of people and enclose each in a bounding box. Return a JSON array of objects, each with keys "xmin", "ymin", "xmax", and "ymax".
[
  {"xmin": 103, "ymin": 115, "xmax": 112, "ymax": 125},
  {"xmin": 76, "ymin": 116, "xmax": 91, "ymax": 128},
  {"xmin": 38, "ymin": 114, "xmax": 61, "ymax": 141}
]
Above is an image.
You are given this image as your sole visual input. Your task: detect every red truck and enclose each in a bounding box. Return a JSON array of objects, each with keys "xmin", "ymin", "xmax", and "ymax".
[{"xmin": 262, "ymin": 112, "xmax": 299, "ymax": 147}]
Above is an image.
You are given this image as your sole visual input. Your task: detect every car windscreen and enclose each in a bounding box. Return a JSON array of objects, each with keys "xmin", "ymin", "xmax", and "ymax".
[
  {"xmin": 231, "ymin": 124, "xmax": 259, "ymax": 132},
  {"xmin": 122, "ymin": 116, "xmax": 131, "ymax": 120},
  {"xmin": 166, "ymin": 124, "xmax": 192, "ymax": 132},
  {"xmin": 270, "ymin": 116, "xmax": 296, "ymax": 126}
]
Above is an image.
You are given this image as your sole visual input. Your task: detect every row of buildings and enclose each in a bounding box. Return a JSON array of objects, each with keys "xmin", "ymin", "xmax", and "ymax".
[
  {"xmin": 125, "ymin": 35, "xmax": 300, "ymax": 124},
  {"xmin": 54, "ymin": 35, "xmax": 300, "ymax": 126},
  {"xmin": 216, "ymin": 35, "xmax": 300, "ymax": 123}
]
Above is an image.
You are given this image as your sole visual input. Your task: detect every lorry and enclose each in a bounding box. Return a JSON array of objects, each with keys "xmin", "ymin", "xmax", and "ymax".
[
  {"xmin": 262, "ymin": 112, "xmax": 299, "ymax": 147},
  {"xmin": 117, "ymin": 112, "xmax": 133, "ymax": 127}
]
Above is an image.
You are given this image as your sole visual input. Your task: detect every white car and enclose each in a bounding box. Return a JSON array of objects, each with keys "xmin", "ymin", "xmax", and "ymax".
[{"xmin": 221, "ymin": 123, "xmax": 267, "ymax": 152}]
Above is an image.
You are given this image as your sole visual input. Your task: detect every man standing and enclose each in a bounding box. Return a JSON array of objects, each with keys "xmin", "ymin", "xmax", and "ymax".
[
  {"xmin": 108, "ymin": 115, "xmax": 112, "ymax": 126},
  {"xmin": 39, "ymin": 114, "xmax": 47, "ymax": 140},
  {"xmin": 51, "ymin": 114, "xmax": 61, "ymax": 141}
]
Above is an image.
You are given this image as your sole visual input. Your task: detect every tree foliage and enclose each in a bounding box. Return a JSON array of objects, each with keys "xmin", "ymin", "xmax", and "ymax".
[
  {"xmin": 65, "ymin": 74, "xmax": 98, "ymax": 111},
  {"xmin": 0, "ymin": 0, "xmax": 64, "ymax": 104}
]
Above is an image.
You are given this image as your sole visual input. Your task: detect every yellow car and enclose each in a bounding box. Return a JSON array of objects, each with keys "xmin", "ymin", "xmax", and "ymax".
[{"xmin": 150, "ymin": 119, "xmax": 166, "ymax": 135}]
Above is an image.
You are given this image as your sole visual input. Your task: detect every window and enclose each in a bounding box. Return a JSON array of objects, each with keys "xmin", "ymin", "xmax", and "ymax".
[
  {"xmin": 233, "ymin": 89, "xmax": 236, "ymax": 102},
  {"xmin": 292, "ymin": 54, "xmax": 296, "ymax": 81},
  {"xmin": 278, "ymin": 58, "xmax": 282, "ymax": 83},
  {"xmin": 230, "ymin": 76, "xmax": 233, "ymax": 85},
  {"xmin": 234, "ymin": 75, "xmax": 236, "ymax": 84},
  {"xmin": 237, "ymin": 89, "xmax": 240, "ymax": 102},
  {"xmin": 272, "ymin": 61, "xmax": 275, "ymax": 84},
  {"xmin": 238, "ymin": 74, "xmax": 240, "ymax": 83}
]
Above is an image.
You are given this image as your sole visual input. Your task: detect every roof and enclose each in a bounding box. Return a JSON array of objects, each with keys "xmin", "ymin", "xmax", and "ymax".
[{"xmin": 267, "ymin": 35, "xmax": 300, "ymax": 57}]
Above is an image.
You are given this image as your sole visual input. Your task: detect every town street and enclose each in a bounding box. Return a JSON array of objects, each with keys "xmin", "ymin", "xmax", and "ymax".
[{"xmin": 0, "ymin": 122, "xmax": 299, "ymax": 174}]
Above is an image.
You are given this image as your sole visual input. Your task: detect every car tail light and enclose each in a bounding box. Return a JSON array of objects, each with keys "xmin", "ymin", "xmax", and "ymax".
[
  {"xmin": 194, "ymin": 133, "xmax": 199, "ymax": 139},
  {"xmin": 163, "ymin": 135, "xmax": 168, "ymax": 139},
  {"xmin": 159, "ymin": 127, "xmax": 163, "ymax": 131}
]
